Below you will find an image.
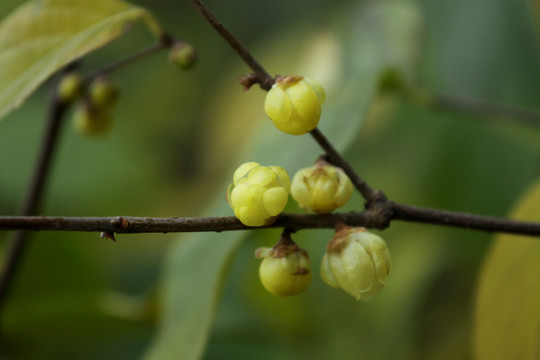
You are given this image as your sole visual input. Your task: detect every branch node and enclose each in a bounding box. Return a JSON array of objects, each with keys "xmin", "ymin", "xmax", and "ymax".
[
  {"xmin": 260, "ymin": 77, "xmax": 276, "ymax": 91},
  {"xmin": 239, "ymin": 73, "xmax": 276, "ymax": 91},
  {"xmin": 366, "ymin": 190, "xmax": 388, "ymax": 206},
  {"xmin": 160, "ymin": 32, "xmax": 175, "ymax": 48},
  {"xmin": 111, "ymin": 217, "xmax": 128, "ymax": 229},
  {"xmin": 365, "ymin": 198, "xmax": 394, "ymax": 230},
  {"xmin": 335, "ymin": 219, "xmax": 347, "ymax": 232},
  {"xmin": 101, "ymin": 231, "xmax": 116, "ymax": 242}
]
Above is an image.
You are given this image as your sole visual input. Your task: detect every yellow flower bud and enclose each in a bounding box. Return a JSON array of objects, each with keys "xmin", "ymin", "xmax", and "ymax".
[
  {"xmin": 90, "ymin": 77, "xmax": 120, "ymax": 110},
  {"xmin": 57, "ymin": 72, "xmax": 84, "ymax": 103},
  {"xmin": 227, "ymin": 162, "xmax": 290, "ymax": 226},
  {"xmin": 255, "ymin": 234, "xmax": 311, "ymax": 296},
  {"xmin": 73, "ymin": 102, "xmax": 112, "ymax": 136},
  {"xmin": 291, "ymin": 160, "xmax": 353, "ymax": 213},
  {"xmin": 264, "ymin": 76, "xmax": 326, "ymax": 135},
  {"xmin": 321, "ymin": 226, "xmax": 391, "ymax": 301}
]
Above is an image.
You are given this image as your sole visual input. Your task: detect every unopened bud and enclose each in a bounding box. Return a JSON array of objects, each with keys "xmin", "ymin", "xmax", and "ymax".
[
  {"xmin": 57, "ymin": 72, "xmax": 84, "ymax": 103},
  {"xmin": 255, "ymin": 233, "xmax": 311, "ymax": 296},
  {"xmin": 73, "ymin": 101, "xmax": 112, "ymax": 135},
  {"xmin": 291, "ymin": 160, "xmax": 353, "ymax": 213},
  {"xmin": 321, "ymin": 226, "xmax": 391, "ymax": 301},
  {"xmin": 264, "ymin": 76, "xmax": 326, "ymax": 135},
  {"xmin": 169, "ymin": 41, "xmax": 197, "ymax": 70},
  {"xmin": 90, "ymin": 77, "xmax": 120, "ymax": 109}
]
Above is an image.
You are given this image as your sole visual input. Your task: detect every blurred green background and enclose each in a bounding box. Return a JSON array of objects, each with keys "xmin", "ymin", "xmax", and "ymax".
[{"xmin": 1, "ymin": 0, "xmax": 540, "ymax": 359}]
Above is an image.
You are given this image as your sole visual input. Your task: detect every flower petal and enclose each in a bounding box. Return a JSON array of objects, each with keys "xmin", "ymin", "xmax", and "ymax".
[{"xmin": 262, "ymin": 187, "xmax": 288, "ymax": 216}]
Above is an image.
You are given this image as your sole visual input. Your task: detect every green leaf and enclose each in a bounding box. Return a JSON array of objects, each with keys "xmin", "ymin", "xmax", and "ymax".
[
  {"xmin": 0, "ymin": 0, "xmax": 163, "ymax": 121},
  {"xmin": 142, "ymin": 228, "xmax": 244, "ymax": 360},
  {"xmin": 474, "ymin": 179, "xmax": 540, "ymax": 360},
  {"xmin": 144, "ymin": 1, "xmax": 422, "ymax": 359}
]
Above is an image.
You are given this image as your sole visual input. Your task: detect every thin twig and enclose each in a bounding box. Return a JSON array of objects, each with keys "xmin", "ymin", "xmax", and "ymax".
[
  {"xmin": 0, "ymin": 212, "xmax": 382, "ymax": 233},
  {"xmin": 186, "ymin": 0, "xmax": 274, "ymax": 90},
  {"xmin": 1, "ymin": 205, "xmax": 540, "ymax": 236},
  {"xmin": 87, "ymin": 34, "xmax": 173, "ymax": 79},
  {"xmin": 428, "ymin": 92, "xmax": 540, "ymax": 127},
  {"xmin": 0, "ymin": 64, "xmax": 77, "ymax": 319},
  {"xmin": 309, "ymin": 128, "xmax": 383, "ymax": 204}
]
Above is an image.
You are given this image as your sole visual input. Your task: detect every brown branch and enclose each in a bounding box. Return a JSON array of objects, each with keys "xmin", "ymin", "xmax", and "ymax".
[
  {"xmin": 186, "ymin": 0, "xmax": 275, "ymax": 90},
  {"xmin": 0, "ymin": 63, "xmax": 77, "ymax": 320},
  {"xmin": 1, "ymin": 204, "xmax": 540, "ymax": 236},
  {"xmin": 0, "ymin": 212, "xmax": 382, "ymax": 233}
]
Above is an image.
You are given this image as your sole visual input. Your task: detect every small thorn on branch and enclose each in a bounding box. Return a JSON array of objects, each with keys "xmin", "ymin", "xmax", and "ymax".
[
  {"xmin": 101, "ymin": 231, "xmax": 116, "ymax": 242},
  {"xmin": 239, "ymin": 73, "xmax": 259, "ymax": 90}
]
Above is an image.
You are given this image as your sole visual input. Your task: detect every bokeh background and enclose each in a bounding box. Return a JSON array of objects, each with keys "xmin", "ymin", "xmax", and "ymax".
[{"xmin": 1, "ymin": 0, "xmax": 540, "ymax": 359}]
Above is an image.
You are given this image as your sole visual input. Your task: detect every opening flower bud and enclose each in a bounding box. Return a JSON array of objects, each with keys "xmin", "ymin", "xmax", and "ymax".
[
  {"xmin": 291, "ymin": 160, "xmax": 353, "ymax": 213},
  {"xmin": 264, "ymin": 76, "xmax": 326, "ymax": 135},
  {"xmin": 255, "ymin": 233, "xmax": 311, "ymax": 296},
  {"xmin": 57, "ymin": 72, "xmax": 84, "ymax": 103},
  {"xmin": 321, "ymin": 226, "xmax": 391, "ymax": 301},
  {"xmin": 169, "ymin": 41, "xmax": 197, "ymax": 70},
  {"xmin": 227, "ymin": 162, "xmax": 290, "ymax": 226}
]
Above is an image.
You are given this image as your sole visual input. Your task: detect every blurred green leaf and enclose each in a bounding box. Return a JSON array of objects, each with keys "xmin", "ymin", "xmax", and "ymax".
[
  {"xmin": 144, "ymin": 1, "xmax": 422, "ymax": 359},
  {"xmin": 141, "ymin": 229, "xmax": 244, "ymax": 360},
  {"xmin": 0, "ymin": 0, "xmax": 162, "ymax": 120},
  {"xmin": 474, "ymin": 179, "xmax": 540, "ymax": 360}
]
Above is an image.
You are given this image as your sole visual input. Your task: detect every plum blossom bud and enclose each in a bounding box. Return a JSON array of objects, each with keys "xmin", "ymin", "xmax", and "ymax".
[
  {"xmin": 90, "ymin": 77, "xmax": 120, "ymax": 109},
  {"xmin": 255, "ymin": 233, "xmax": 311, "ymax": 296},
  {"xmin": 321, "ymin": 226, "xmax": 391, "ymax": 301},
  {"xmin": 169, "ymin": 41, "xmax": 197, "ymax": 70},
  {"xmin": 57, "ymin": 72, "xmax": 84, "ymax": 103},
  {"xmin": 291, "ymin": 160, "xmax": 353, "ymax": 213},
  {"xmin": 73, "ymin": 101, "xmax": 112, "ymax": 135},
  {"xmin": 227, "ymin": 162, "xmax": 290, "ymax": 226},
  {"xmin": 264, "ymin": 76, "xmax": 326, "ymax": 135}
]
